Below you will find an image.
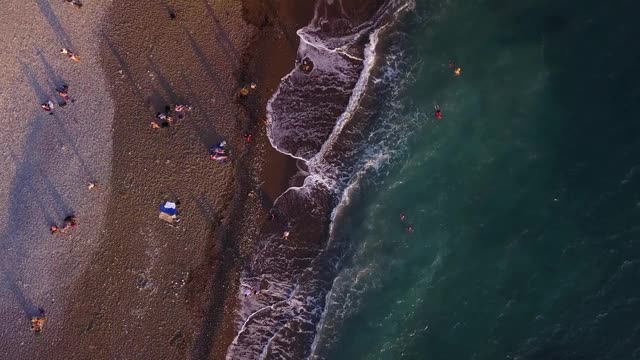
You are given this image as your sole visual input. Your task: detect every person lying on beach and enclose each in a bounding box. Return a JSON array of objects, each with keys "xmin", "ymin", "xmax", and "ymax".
[
  {"xmin": 62, "ymin": 215, "xmax": 77, "ymax": 232},
  {"xmin": 174, "ymin": 104, "xmax": 192, "ymax": 119},
  {"xmin": 41, "ymin": 101, "xmax": 54, "ymax": 115},
  {"xmin": 30, "ymin": 315, "xmax": 48, "ymax": 333},
  {"xmin": 64, "ymin": 0, "xmax": 83, "ymax": 8},
  {"xmin": 210, "ymin": 142, "xmax": 229, "ymax": 162},
  {"xmin": 56, "ymin": 85, "xmax": 73, "ymax": 105},
  {"xmin": 57, "ymin": 85, "xmax": 70, "ymax": 100},
  {"xmin": 243, "ymin": 132, "xmax": 252, "ymax": 143},
  {"xmin": 50, "ymin": 225, "xmax": 60, "ymax": 234},
  {"xmin": 210, "ymin": 147, "xmax": 227, "ymax": 155},
  {"xmin": 60, "ymin": 48, "xmax": 80, "ymax": 62}
]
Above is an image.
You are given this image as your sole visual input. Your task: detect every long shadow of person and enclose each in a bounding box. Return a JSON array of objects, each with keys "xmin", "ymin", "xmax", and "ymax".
[
  {"xmin": 0, "ymin": 122, "xmax": 74, "ymax": 321},
  {"xmin": 35, "ymin": 0, "xmax": 75, "ymax": 50}
]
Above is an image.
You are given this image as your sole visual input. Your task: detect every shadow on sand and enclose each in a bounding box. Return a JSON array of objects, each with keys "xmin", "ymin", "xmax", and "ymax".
[
  {"xmin": 1, "ymin": 122, "xmax": 75, "ymax": 320},
  {"xmin": 35, "ymin": 0, "xmax": 75, "ymax": 50}
]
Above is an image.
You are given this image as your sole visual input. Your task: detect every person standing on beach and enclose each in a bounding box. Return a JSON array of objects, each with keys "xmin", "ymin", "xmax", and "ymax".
[
  {"xmin": 60, "ymin": 48, "xmax": 80, "ymax": 62},
  {"xmin": 41, "ymin": 101, "xmax": 54, "ymax": 115},
  {"xmin": 57, "ymin": 85, "xmax": 72, "ymax": 104},
  {"xmin": 64, "ymin": 0, "xmax": 83, "ymax": 8}
]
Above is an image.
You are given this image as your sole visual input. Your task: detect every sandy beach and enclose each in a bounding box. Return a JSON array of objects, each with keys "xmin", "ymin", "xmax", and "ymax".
[
  {"xmin": 0, "ymin": 0, "xmax": 313, "ymax": 359},
  {"xmin": 0, "ymin": 0, "xmax": 113, "ymax": 356}
]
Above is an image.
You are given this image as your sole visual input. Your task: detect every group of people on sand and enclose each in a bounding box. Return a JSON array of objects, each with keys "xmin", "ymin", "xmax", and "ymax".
[
  {"xmin": 50, "ymin": 214, "xmax": 78, "ymax": 235},
  {"xmin": 39, "ymin": 47, "xmax": 82, "ymax": 115},
  {"xmin": 33, "ymin": 3, "xmax": 96, "ymax": 334},
  {"xmin": 209, "ymin": 141, "xmax": 229, "ymax": 162},
  {"xmin": 40, "ymin": 84, "xmax": 75, "ymax": 115},
  {"xmin": 150, "ymin": 104, "xmax": 193, "ymax": 129},
  {"xmin": 40, "ymin": 47, "xmax": 82, "ymax": 114},
  {"xmin": 30, "ymin": 309, "xmax": 48, "ymax": 334}
]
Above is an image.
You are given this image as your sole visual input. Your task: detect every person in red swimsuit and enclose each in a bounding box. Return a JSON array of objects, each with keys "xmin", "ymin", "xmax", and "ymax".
[{"xmin": 435, "ymin": 104, "xmax": 443, "ymax": 120}]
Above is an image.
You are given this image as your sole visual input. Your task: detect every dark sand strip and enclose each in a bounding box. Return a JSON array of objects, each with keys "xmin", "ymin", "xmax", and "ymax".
[{"xmin": 193, "ymin": 2, "xmax": 316, "ymax": 358}]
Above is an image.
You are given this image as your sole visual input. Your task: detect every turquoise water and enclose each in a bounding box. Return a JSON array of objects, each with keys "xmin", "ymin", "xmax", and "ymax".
[{"xmin": 321, "ymin": 0, "xmax": 640, "ymax": 359}]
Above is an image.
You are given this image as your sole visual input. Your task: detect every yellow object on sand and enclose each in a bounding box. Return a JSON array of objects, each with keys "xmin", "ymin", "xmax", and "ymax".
[{"xmin": 454, "ymin": 67, "xmax": 462, "ymax": 76}]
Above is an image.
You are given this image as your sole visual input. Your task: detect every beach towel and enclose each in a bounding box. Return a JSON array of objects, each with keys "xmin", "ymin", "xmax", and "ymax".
[{"xmin": 160, "ymin": 201, "xmax": 177, "ymax": 216}]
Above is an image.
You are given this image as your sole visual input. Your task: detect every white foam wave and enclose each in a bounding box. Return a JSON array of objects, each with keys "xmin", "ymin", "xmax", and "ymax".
[{"xmin": 227, "ymin": 1, "xmax": 416, "ymax": 358}]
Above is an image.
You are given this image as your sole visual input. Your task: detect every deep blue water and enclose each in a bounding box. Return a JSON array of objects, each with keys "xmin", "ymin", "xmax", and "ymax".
[{"xmin": 318, "ymin": 0, "xmax": 640, "ymax": 359}]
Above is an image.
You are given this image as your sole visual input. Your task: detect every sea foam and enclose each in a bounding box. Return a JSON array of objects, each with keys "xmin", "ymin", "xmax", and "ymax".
[{"xmin": 226, "ymin": 1, "xmax": 416, "ymax": 358}]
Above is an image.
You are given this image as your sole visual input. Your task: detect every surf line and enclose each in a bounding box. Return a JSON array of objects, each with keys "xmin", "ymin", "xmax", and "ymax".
[
  {"xmin": 296, "ymin": 32, "xmax": 364, "ymax": 62},
  {"xmin": 266, "ymin": 22, "xmax": 386, "ymax": 207}
]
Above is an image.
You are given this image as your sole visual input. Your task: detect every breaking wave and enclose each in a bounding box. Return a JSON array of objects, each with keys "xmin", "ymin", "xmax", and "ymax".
[{"xmin": 226, "ymin": 1, "xmax": 416, "ymax": 358}]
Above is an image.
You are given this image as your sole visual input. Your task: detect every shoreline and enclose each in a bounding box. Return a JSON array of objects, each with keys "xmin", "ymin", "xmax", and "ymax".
[
  {"xmin": 221, "ymin": 0, "xmax": 410, "ymax": 357},
  {"xmin": 202, "ymin": 1, "xmax": 317, "ymax": 357}
]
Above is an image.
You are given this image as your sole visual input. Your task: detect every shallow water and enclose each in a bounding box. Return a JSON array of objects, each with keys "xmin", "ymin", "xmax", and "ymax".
[{"xmin": 313, "ymin": 0, "xmax": 640, "ymax": 359}]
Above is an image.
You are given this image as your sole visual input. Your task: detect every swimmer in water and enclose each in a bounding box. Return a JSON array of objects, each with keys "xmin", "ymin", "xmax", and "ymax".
[
  {"xmin": 400, "ymin": 213, "xmax": 406, "ymax": 222},
  {"xmin": 435, "ymin": 104, "xmax": 443, "ymax": 120},
  {"xmin": 406, "ymin": 225, "xmax": 414, "ymax": 233}
]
